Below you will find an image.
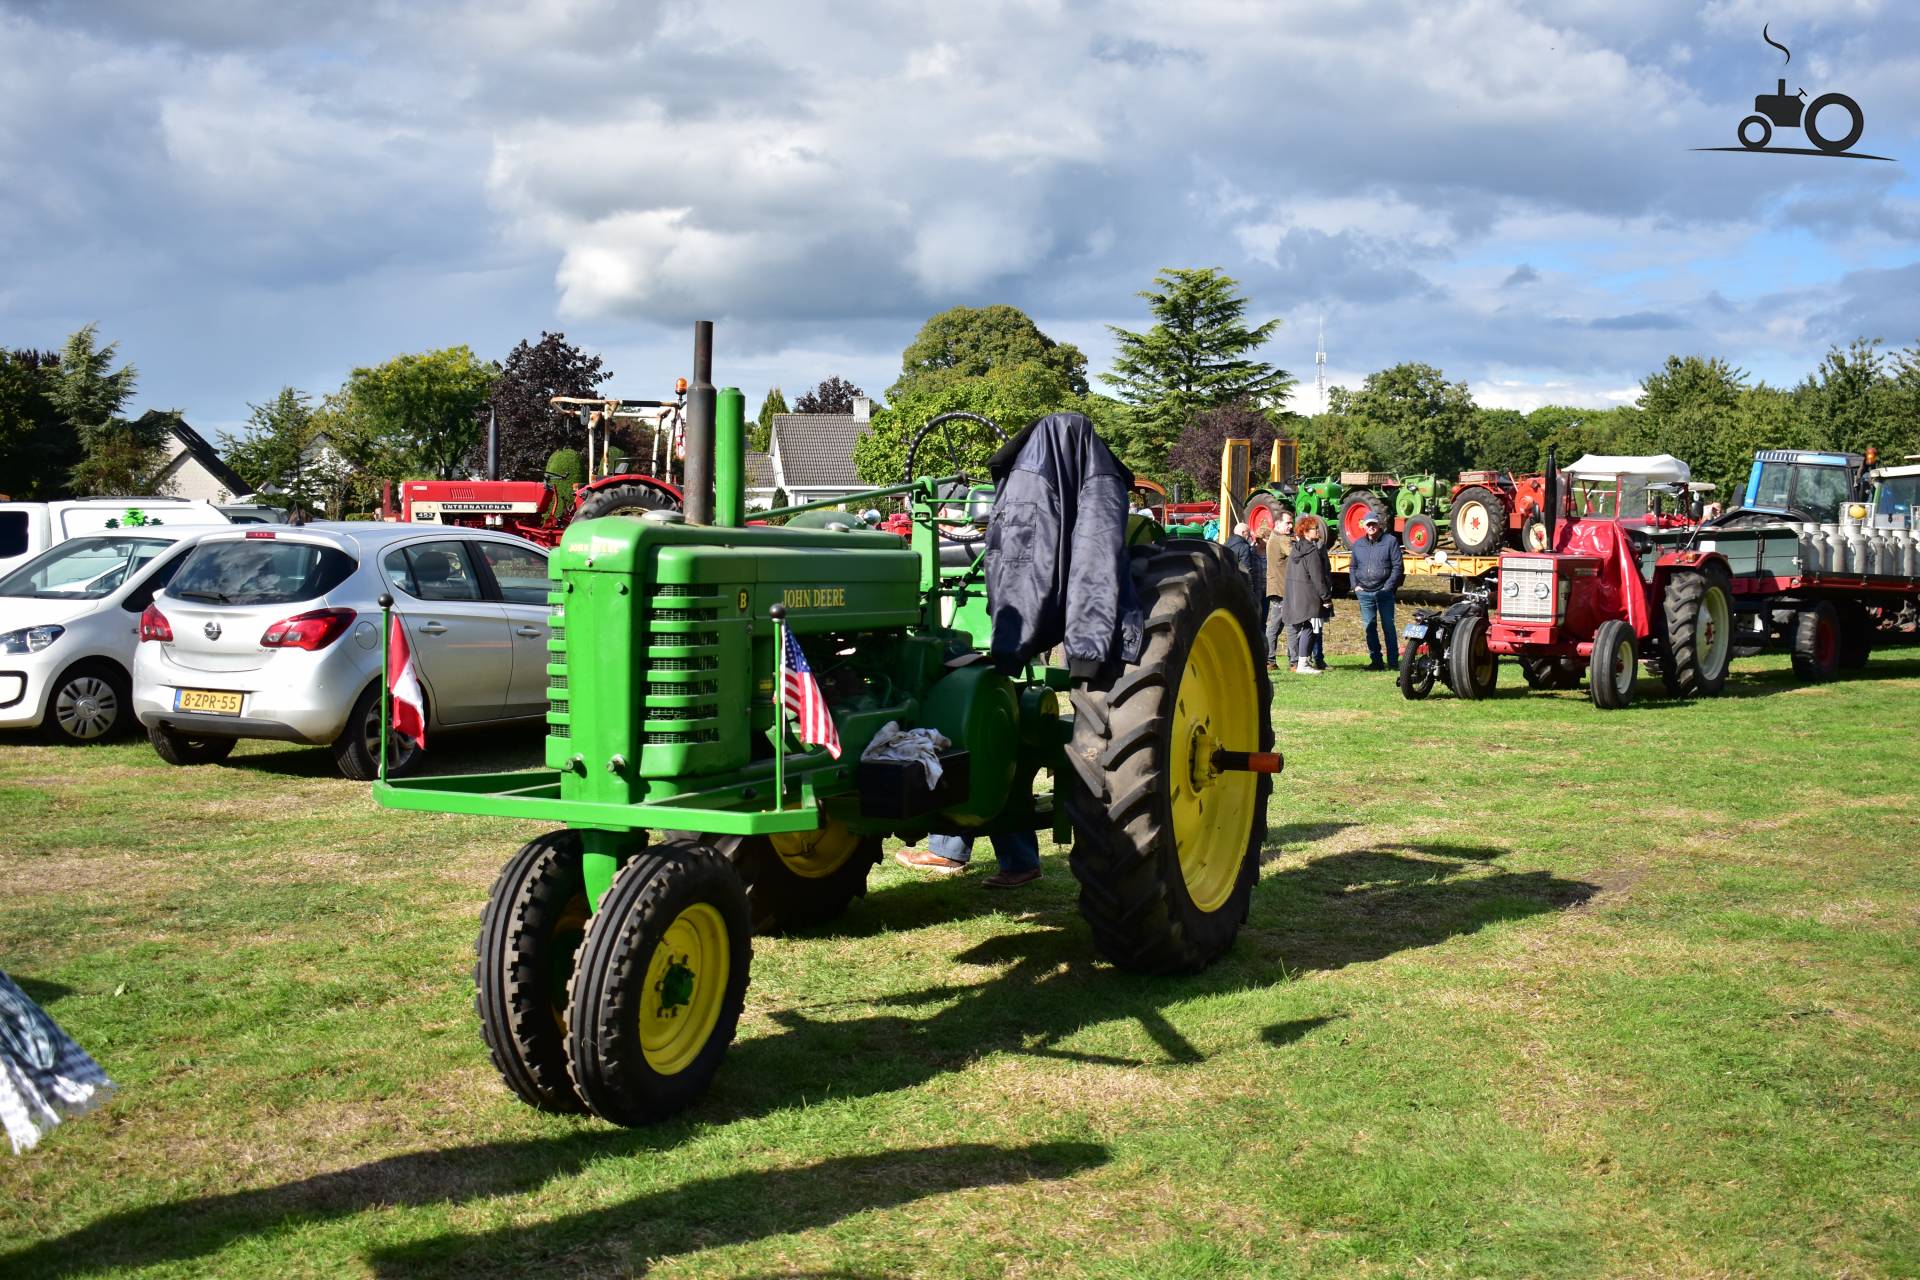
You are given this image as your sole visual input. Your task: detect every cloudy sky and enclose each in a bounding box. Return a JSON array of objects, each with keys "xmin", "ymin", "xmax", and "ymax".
[{"xmin": 2, "ymin": 0, "xmax": 1916, "ymax": 442}]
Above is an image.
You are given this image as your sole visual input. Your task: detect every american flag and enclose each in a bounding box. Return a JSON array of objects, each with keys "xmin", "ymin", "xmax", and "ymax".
[{"xmin": 782, "ymin": 630, "xmax": 841, "ymax": 759}]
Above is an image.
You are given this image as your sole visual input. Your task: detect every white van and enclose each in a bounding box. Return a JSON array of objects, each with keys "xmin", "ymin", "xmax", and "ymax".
[{"xmin": 0, "ymin": 498, "xmax": 233, "ymax": 580}]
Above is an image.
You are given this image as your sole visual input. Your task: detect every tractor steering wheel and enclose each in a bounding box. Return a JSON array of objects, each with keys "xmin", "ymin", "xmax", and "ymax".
[
  {"xmin": 903, "ymin": 411, "xmax": 1008, "ymax": 548},
  {"xmin": 903, "ymin": 411, "xmax": 1007, "ymax": 489}
]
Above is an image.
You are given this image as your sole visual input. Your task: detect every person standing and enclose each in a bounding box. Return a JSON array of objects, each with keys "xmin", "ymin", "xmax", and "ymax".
[
  {"xmin": 1349, "ymin": 511, "xmax": 1405, "ymax": 670},
  {"xmin": 1282, "ymin": 518, "xmax": 1332, "ymax": 675},
  {"xmin": 1262, "ymin": 511, "xmax": 1293, "ymax": 670}
]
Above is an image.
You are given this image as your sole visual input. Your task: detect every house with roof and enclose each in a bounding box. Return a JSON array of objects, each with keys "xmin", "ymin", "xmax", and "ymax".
[
  {"xmin": 148, "ymin": 413, "xmax": 255, "ymax": 503},
  {"xmin": 744, "ymin": 446, "xmax": 777, "ymax": 510},
  {"xmin": 766, "ymin": 396, "xmax": 876, "ymax": 509}
]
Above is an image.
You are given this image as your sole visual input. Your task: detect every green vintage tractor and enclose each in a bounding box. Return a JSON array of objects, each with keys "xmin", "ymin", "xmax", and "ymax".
[{"xmin": 374, "ymin": 324, "xmax": 1278, "ymax": 1126}]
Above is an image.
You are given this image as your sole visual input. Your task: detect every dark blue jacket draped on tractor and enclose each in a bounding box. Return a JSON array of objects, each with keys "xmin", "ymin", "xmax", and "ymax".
[{"xmin": 984, "ymin": 412, "xmax": 1144, "ymax": 680}]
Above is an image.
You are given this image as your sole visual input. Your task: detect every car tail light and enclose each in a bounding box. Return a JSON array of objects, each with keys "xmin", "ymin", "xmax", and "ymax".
[
  {"xmin": 260, "ymin": 608, "xmax": 355, "ymax": 651},
  {"xmin": 139, "ymin": 605, "xmax": 173, "ymax": 642},
  {"xmin": 245, "ymin": 530, "xmax": 277, "ymax": 539}
]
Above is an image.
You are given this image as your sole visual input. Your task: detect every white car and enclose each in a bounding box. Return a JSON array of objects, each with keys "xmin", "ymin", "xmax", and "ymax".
[
  {"xmin": 0, "ymin": 528, "xmax": 219, "ymax": 743},
  {"xmin": 0, "ymin": 497, "xmax": 231, "ymax": 579},
  {"xmin": 133, "ymin": 523, "xmax": 555, "ymax": 778}
]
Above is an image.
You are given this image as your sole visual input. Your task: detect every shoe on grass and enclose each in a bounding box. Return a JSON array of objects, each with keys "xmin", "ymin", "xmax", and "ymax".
[
  {"xmin": 895, "ymin": 849, "xmax": 969, "ymax": 876},
  {"xmin": 1293, "ymin": 662, "xmax": 1323, "ymax": 677},
  {"xmin": 982, "ymin": 868, "xmax": 1041, "ymax": 889},
  {"xmin": 1365, "ymin": 660, "xmax": 1386, "ymax": 671}
]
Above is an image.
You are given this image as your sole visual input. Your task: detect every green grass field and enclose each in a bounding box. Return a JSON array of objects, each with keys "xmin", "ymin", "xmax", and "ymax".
[{"xmin": 2, "ymin": 644, "xmax": 1917, "ymax": 1278}]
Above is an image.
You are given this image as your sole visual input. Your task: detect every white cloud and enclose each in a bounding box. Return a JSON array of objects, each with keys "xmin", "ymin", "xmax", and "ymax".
[{"xmin": 2, "ymin": 0, "xmax": 1917, "ymax": 434}]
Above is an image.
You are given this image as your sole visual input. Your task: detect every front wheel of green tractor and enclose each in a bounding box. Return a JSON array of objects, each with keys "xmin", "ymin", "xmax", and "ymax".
[
  {"xmin": 564, "ymin": 839, "xmax": 752, "ymax": 1126},
  {"xmin": 697, "ymin": 821, "xmax": 882, "ymax": 935},
  {"xmin": 1063, "ymin": 542, "xmax": 1272, "ymax": 974},
  {"xmin": 475, "ymin": 831, "xmax": 591, "ymax": 1113}
]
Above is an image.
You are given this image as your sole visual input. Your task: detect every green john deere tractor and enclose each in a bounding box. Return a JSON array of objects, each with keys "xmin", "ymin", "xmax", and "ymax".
[{"xmin": 374, "ymin": 324, "xmax": 1278, "ymax": 1126}]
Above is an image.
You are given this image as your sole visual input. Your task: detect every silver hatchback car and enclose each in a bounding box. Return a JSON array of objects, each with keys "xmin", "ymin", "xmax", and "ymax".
[{"xmin": 133, "ymin": 523, "xmax": 554, "ymax": 778}]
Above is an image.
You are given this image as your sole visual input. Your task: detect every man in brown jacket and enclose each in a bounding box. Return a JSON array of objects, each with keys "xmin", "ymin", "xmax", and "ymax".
[{"xmin": 1262, "ymin": 510, "xmax": 1293, "ymax": 670}]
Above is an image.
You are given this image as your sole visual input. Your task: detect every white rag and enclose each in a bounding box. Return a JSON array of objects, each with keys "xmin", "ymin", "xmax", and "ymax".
[{"xmin": 861, "ymin": 721, "xmax": 952, "ymax": 787}]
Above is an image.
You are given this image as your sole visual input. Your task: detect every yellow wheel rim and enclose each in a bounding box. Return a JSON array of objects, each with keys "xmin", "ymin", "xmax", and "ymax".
[
  {"xmin": 639, "ymin": 902, "xmax": 730, "ymax": 1075},
  {"xmin": 768, "ymin": 820, "xmax": 860, "ymax": 879},
  {"xmin": 1168, "ymin": 608, "xmax": 1260, "ymax": 914}
]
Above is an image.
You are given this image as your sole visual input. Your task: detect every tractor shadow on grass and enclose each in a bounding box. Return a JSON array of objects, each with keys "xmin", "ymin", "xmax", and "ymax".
[
  {"xmin": 712, "ymin": 842, "xmax": 1595, "ymax": 1122},
  {"xmin": 1, "ymin": 1138, "xmax": 1106, "ymax": 1280}
]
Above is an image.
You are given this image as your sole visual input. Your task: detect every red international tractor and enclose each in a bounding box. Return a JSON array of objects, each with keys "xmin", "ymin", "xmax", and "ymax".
[
  {"xmin": 393, "ymin": 389, "xmax": 687, "ymax": 547},
  {"xmin": 1444, "ymin": 452, "xmax": 1735, "ymax": 709}
]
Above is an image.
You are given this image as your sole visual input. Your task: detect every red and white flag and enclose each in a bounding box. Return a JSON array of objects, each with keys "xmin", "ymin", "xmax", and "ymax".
[
  {"xmin": 387, "ymin": 614, "xmax": 427, "ymax": 750},
  {"xmin": 781, "ymin": 631, "xmax": 840, "ymax": 759}
]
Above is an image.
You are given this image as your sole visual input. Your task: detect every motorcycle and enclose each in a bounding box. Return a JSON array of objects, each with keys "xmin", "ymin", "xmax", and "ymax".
[{"xmin": 1398, "ymin": 590, "xmax": 1490, "ymax": 700}]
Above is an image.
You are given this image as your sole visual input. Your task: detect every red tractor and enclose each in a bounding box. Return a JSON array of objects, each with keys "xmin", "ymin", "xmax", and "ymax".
[
  {"xmin": 393, "ymin": 390, "xmax": 687, "ymax": 547},
  {"xmin": 1448, "ymin": 469, "xmax": 1566, "ymax": 555},
  {"xmin": 1449, "ymin": 452, "xmax": 1735, "ymax": 709}
]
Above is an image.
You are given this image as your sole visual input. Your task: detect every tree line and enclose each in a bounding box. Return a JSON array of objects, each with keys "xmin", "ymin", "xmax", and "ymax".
[
  {"xmin": 849, "ymin": 272, "xmax": 1920, "ymax": 508},
  {"xmin": 9, "ymin": 275, "xmax": 1915, "ymax": 513}
]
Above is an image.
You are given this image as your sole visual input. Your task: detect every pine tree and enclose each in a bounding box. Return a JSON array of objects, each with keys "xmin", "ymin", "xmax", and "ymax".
[
  {"xmin": 752, "ymin": 387, "xmax": 787, "ymax": 452},
  {"xmin": 55, "ymin": 325, "xmax": 166, "ymax": 495},
  {"xmin": 1105, "ymin": 268, "xmax": 1293, "ymax": 475}
]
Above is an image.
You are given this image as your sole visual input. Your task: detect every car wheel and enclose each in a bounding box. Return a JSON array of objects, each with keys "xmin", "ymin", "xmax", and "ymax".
[
  {"xmin": 41, "ymin": 661, "xmax": 131, "ymax": 745},
  {"xmin": 333, "ymin": 682, "xmax": 424, "ymax": 781},
  {"xmin": 148, "ymin": 723, "xmax": 237, "ymax": 765}
]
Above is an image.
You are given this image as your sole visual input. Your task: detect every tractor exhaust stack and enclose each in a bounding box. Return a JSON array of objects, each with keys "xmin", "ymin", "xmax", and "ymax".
[
  {"xmin": 1543, "ymin": 446, "xmax": 1559, "ymax": 550},
  {"xmin": 684, "ymin": 321, "xmax": 716, "ymax": 525}
]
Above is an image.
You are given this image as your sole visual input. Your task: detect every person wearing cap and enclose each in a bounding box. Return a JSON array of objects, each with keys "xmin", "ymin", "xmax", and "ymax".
[{"xmin": 1348, "ymin": 509, "xmax": 1404, "ymax": 670}]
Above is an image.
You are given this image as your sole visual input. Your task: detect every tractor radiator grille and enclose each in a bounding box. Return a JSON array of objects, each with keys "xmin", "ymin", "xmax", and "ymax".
[
  {"xmin": 651, "ymin": 656, "xmax": 718, "ymax": 671},
  {"xmin": 1498, "ymin": 557, "xmax": 1558, "ymax": 623},
  {"xmin": 640, "ymin": 586, "xmax": 724, "ymax": 749},
  {"xmin": 549, "ymin": 673, "xmax": 567, "ymax": 691}
]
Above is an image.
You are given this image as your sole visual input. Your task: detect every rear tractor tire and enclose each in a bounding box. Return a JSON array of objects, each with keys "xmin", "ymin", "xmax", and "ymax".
[
  {"xmin": 1449, "ymin": 486, "xmax": 1509, "ymax": 556},
  {"xmin": 697, "ymin": 821, "xmax": 882, "ymax": 935},
  {"xmin": 1658, "ymin": 565, "xmax": 1734, "ymax": 699},
  {"xmin": 1589, "ymin": 619, "xmax": 1639, "ymax": 709},
  {"xmin": 1063, "ymin": 541, "xmax": 1272, "ymax": 974},
  {"xmin": 565, "ymin": 839, "xmax": 752, "ymax": 1126},
  {"xmin": 475, "ymin": 831, "xmax": 590, "ymax": 1113},
  {"xmin": 573, "ymin": 481, "xmax": 680, "ymax": 522}
]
